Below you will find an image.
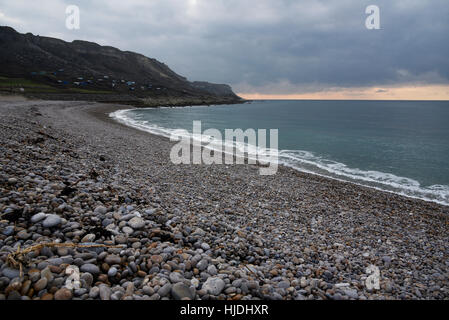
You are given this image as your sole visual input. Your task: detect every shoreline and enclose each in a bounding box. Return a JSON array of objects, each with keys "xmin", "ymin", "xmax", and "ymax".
[
  {"xmin": 106, "ymin": 104, "xmax": 449, "ymax": 208},
  {"xmin": 1, "ymin": 99, "xmax": 448, "ymax": 300}
]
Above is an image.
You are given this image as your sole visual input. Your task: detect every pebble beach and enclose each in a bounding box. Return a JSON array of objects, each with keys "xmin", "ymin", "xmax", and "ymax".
[{"xmin": 1, "ymin": 97, "xmax": 448, "ymax": 300}]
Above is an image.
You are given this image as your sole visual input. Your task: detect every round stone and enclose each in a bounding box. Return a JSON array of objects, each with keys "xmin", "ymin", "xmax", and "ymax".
[
  {"xmin": 122, "ymin": 226, "xmax": 134, "ymax": 234},
  {"xmin": 108, "ymin": 267, "xmax": 118, "ymax": 277},
  {"xmin": 54, "ymin": 288, "xmax": 73, "ymax": 300},
  {"xmin": 81, "ymin": 273, "xmax": 94, "ymax": 287},
  {"xmin": 34, "ymin": 278, "xmax": 48, "ymax": 291},
  {"xmin": 105, "ymin": 255, "xmax": 121, "ymax": 265},
  {"xmin": 41, "ymin": 293, "xmax": 54, "ymax": 300},
  {"xmin": 94, "ymin": 206, "xmax": 108, "ymax": 215},
  {"xmin": 89, "ymin": 287, "xmax": 100, "ymax": 299},
  {"xmin": 42, "ymin": 214, "xmax": 62, "ymax": 228},
  {"xmin": 99, "ymin": 285, "xmax": 111, "ymax": 300},
  {"xmin": 207, "ymin": 265, "xmax": 217, "ymax": 276},
  {"xmin": 169, "ymin": 272, "xmax": 184, "ymax": 283},
  {"xmin": 17, "ymin": 230, "xmax": 31, "ymax": 240},
  {"xmin": 31, "ymin": 212, "xmax": 47, "ymax": 223},
  {"xmin": 197, "ymin": 259, "xmax": 208, "ymax": 271},
  {"xmin": 158, "ymin": 283, "xmax": 172, "ymax": 297},
  {"xmin": 128, "ymin": 217, "xmax": 145, "ymax": 229},
  {"xmin": 151, "ymin": 255, "xmax": 163, "ymax": 264},
  {"xmin": 80, "ymin": 264, "xmax": 100, "ymax": 276},
  {"xmin": 278, "ymin": 280, "xmax": 290, "ymax": 289},
  {"xmin": 343, "ymin": 289, "xmax": 359, "ymax": 299},
  {"xmin": 2, "ymin": 226, "xmax": 14, "ymax": 236},
  {"xmin": 202, "ymin": 277, "xmax": 225, "ymax": 296},
  {"xmin": 171, "ymin": 282, "xmax": 195, "ymax": 300},
  {"xmin": 81, "ymin": 234, "xmax": 96, "ymax": 243}
]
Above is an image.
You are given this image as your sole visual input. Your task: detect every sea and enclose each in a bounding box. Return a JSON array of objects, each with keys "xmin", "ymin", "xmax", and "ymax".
[{"xmin": 111, "ymin": 100, "xmax": 449, "ymax": 206}]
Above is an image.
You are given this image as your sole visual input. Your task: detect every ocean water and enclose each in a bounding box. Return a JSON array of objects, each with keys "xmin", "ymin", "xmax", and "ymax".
[{"xmin": 111, "ymin": 100, "xmax": 449, "ymax": 206}]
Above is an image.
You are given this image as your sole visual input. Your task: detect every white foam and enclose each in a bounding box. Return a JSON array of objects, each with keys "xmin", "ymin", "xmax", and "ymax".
[
  {"xmin": 279, "ymin": 150, "xmax": 449, "ymax": 206},
  {"xmin": 110, "ymin": 109, "xmax": 449, "ymax": 207}
]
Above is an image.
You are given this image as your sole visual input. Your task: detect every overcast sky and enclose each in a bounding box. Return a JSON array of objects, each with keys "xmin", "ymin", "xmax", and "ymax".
[{"xmin": 1, "ymin": 0, "xmax": 449, "ymax": 99}]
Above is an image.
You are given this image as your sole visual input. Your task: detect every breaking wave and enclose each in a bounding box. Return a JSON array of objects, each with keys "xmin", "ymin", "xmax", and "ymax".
[{"xmin": 111, "ymin": 108, "xmax": 449, "ymax": 206}]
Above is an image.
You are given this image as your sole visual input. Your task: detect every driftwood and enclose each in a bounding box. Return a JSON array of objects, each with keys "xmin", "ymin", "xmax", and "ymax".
[{"xmin": 7, "ymin": 242, "xmax": 124, "ymax": 278}]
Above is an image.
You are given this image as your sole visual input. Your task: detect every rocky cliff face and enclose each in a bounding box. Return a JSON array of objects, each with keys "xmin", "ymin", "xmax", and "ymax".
[{"xmin": 0, "ymin": 26, "xmax": 243, "ymax": 104}]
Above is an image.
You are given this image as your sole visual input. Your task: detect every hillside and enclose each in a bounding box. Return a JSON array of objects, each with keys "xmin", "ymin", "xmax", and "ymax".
[{"xmin": 0, "ymin": 26, "xmax": 243, "ymax": 106}]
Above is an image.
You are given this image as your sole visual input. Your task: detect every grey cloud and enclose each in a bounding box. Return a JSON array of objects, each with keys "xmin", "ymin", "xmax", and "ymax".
[{"xmin": 0, "ymin": 0, "xmax": 448, "ymax": 94}]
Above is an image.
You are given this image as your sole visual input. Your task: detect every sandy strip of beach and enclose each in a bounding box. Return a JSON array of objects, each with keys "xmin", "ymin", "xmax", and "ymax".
[{"xmin": 0, "ymin": 98, "xmax": 448, "ymax": 300}]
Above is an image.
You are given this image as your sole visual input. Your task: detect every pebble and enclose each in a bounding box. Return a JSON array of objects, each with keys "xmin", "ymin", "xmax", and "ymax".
[
  {"xmin": 89, "ymin": 287, "xmax": 100, "ymax": 299},
  {"xmin": 81, "ymin": 273, "xmax": 94, "ymax": 287},
  {"xmin": 99, "ymin": 285, "xmax": 111, "ymax": 300},
  {"xmin": 54, "ymin": 288, "xmax": 73, "ymax": 300},
  {"xmin": 201, "ymin": 243, "xmax": 211, "ymax": 251},
  {"xmin": 343, "ymin": 289, "xmax": 359, "ymax": 299},
  {"xmin": 108, "ymin": 267, "xmax": 118, "ymax": 277},
  {"xmin": 94, "ymin": 206, "xmax": 108, "ymax": 215},
  {"xmin": 158, "ymin": 283, "xmax": 172, "ymax": 297},
  {"xmin": 80, "ymin": 264, "xmax": 100, "ymax": 276},
  {"xmin": 81, "ymin": 234, "xmax": 96, "ymax": 242},
  {"xmin": 207, "ymin": 265, "xmax": 217, "ymax": 276},
  {"xmin": 2, "ymin": 226, "xmax": 14, "ymax": 236},
  {"xmin": 2, "ymin": 268, "xmax": 20, "ymax": 279},
  {"xmin": 0, "ymin": 103, "xmax": 448, "ymax": 302},
  {"xmin": 151, "ymin": 255, "xmax": 163, "ymax": 264},
  {"xmin": 197, "ymin": 259, "xmax": 208, "ymax": 271},
  {"xmin": 128, "ymin": 217, "xmax": 145, "ymax": 229},
  {"xmin": 42, "ymin": 214, "xmax": 62, "ymax": 228},
  {"xmin": 169, "ymin": 272, "xmax": 184, "ymax": 283},
  {"xmin": 41, "ymin": 268, "xmax": 54, "ymax": 282},
  {"xmin": 41, "ymin": 293, "xmax": 54, "ymax": 300},
  {"xmin": 171, "ymin": 282, "xmax": 195, "ymax": 300},
  {"xmin": 122, "ymin": 226, "xmax": 134, "ymax": 234},
  {"xmin": 31, "ymin": 212, "xmax": 47, "ymax": 223},
  {"xmin": 202, "ymin": 277, "xmax": 225, "ymax": 296},
  {"xmin": 34, "ymin": 278, "xmax": 48, "ymax": 291},
  {"xmin": 17, "ymin": 230, "xmax": 31, "ymax": 240}
]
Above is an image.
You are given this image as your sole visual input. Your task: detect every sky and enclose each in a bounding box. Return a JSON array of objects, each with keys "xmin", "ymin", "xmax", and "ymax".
[{"xmin": 1, "ymin": 0, "xmax": 449, "ymax": 100}]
